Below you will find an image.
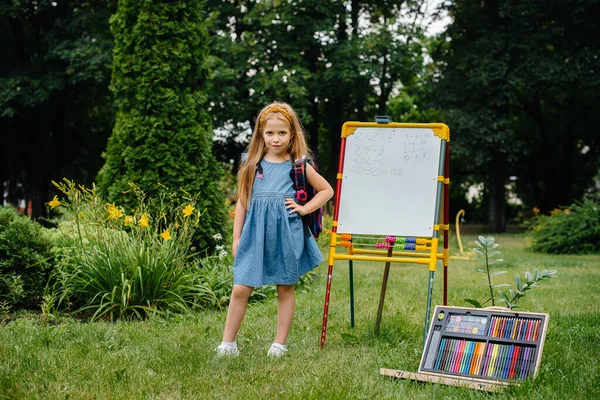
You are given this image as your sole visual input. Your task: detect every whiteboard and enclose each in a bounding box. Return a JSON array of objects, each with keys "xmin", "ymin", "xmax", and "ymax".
[{"xmin": 337, "ymin": 127, "xmax": 443, "ymax": 237}]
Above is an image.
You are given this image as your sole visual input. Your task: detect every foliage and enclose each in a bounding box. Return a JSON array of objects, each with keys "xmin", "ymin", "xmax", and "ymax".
[
  {"xmin": 0, "ymin": 207, "xmax": 53, "ymax": 309},
  {"xmin": 465, "ymin": 236, "xmax": 556, "ymax": 310},
  {"xmin": 205, "ymin": 0, "xmax": 430, "ymax": 181},
  {"xmin": 96, "ymin": 0, "xmax": 226, "ymax": 252},
  {"xmin": 526, "ymin": 200, "xmax": 600, "ymax": 254},
  {"xmin": 48, "ymin": 179, "xmax": 212, "ymax": 321},
  {"xmin": 464, "ymin": 236, "xmax": 506, "ymax": 308},
  {"xmin": 432, "ymin": 0, "xmax": 600, "ymax": 231},
  {"xmin": 0, "ymin": 0, "xmax": 115, "ymax": 216},
  {"xmin": 497, "ymin": 269, "xmax": 557, "ymax": 310}
]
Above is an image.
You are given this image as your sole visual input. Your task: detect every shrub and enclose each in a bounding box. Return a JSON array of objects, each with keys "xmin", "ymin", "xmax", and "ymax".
[
  {"xmin": 96, "ymin": 0, "xmax": 227, "ymax": 252},
  {"xmin": 0, "ymin": 207, "xmax": 53, "ymax": 309},
  {"xmin": 526, "ymin": 200, "xmax": 600, "ymax": 254},
  {"xmin": 48, "ymin": 179, "xmax": 213, "ymax": 321}
]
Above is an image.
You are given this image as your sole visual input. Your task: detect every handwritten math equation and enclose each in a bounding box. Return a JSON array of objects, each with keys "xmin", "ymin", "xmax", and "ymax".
[{"xmin": 347, "ymin": 129, "xmax": 430, "ymax": 177}]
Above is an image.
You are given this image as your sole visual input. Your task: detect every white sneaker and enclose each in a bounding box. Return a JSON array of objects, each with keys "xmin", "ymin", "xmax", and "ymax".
[
  {"xmin": 267, "ymin": 343, "xmax": 288, "ymax": 357},
  {"xmin": 215, "ymin": 342, "xmax": 239, "ymax": 356}
]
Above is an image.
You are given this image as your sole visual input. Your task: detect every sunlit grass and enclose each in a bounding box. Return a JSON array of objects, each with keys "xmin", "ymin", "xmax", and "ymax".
[{"xmin": 1, "ymin": 233, "xmax": 599, "ymax": 398}]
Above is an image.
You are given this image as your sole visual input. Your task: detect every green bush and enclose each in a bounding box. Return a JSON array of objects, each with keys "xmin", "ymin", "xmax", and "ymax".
[
  {"xmin": 0, "ymin": 207, "xmax": 52, "ymax": 309},
  {"xmin": 96, "ymin": 0, "xmax": 227, "ymax": 252},
  {"xmin": 527, "ymin": 200, "xmax": 600, "ymax": 254}
]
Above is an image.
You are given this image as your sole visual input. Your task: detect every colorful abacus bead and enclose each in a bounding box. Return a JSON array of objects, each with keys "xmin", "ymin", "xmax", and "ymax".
[
  {"xmin": 406, "ymin": 237, "xmax": 416, "ymax": 244},
  {"xmin": 385, "ymin": 236, "xmax": 396, "ymax": 243},
  {"xmin": 340, "ymin": 241, "xmax": 351, "ymax": 247},
  {"xmin": 416, "ymin": 238, "xmax": 428, "ymax": 245},
  {"xmin": 341, "ymin": 234, "xmax": 352, "ymax": 240},
  {"xmin": 376, "ymin": 242, "xmax": 391, "ymax": 249},
  {"xmin": 394, "ymin": 243, "xmax": 417, "ymax": 251}
]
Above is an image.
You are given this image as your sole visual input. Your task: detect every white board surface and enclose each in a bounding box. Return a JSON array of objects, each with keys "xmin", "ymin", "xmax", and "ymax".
[{"xmin": 337, "ymin": 127, "xmax": 443, "ymax": 237}]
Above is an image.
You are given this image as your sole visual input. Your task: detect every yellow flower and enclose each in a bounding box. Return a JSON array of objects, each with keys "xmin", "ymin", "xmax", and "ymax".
[
  {"xmin": 564, "ymin": 209, "xmax": 571, "ymax": 215},
  {"xmin": 124, "ymin": 216, "xmax": 135, "ymax": 226},
  {"xmin": 182, "ymin": 204, "xmax": 194, "ymax": 217},
  {"xmin": 48, "ymin": 196, "xmax": 61, "ymax": 209},
  {"xmin": 532, "ymin": 207, "xmax": 540, "ymax": 215},
  {"xmin": 138, "ymin": 213, "xmax": 149, "ymax": 227},
  {"xmin": 106, "ymin": 204, "xmax": 124, "ymax": 220},
  {"xmin": 160, "ymin": 229, "xmax": 172, "ymax": 241},
  {"xmin": 551, "ymin": 208, "xmax": 561, "ymax": 216}
]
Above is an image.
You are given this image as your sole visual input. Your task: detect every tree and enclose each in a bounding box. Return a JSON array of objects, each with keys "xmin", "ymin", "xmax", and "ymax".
[
  {"xmin": 0, "ymin": 0, "xmax": 115, "ymax": 217},
  {"xmin": 96, "ymin": 0, "xmax": 227, "ymax": 250},
  {"xmin": 204, "ymin": 0, "xmax": 430, "ymax": 182},
  {"xmin": 432, "ymin": 0, "xmax": 600, "ymax": 230}
]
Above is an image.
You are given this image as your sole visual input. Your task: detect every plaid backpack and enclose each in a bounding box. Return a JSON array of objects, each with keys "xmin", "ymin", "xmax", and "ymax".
[{"xmin": 290, "ymin": 156, "xmax": 323, "ymax": 238}]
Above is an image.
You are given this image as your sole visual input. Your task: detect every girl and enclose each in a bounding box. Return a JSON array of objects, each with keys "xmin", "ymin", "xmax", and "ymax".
[{"xmin": 216, "ymin": 102, "xmax": 334, "ymax": 357}]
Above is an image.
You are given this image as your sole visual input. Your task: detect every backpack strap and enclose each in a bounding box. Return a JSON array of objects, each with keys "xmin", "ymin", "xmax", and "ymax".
[
  {"xmin": 291, "ymin": 157, "xmax": 308, "ymax": 204},
  {"xmin": 290, "ymin": 156, "xmax": 320, "ymax": 238},
  {"xmin": 241, "ymin": 153, "xmax": 264, "ymax": 178}
]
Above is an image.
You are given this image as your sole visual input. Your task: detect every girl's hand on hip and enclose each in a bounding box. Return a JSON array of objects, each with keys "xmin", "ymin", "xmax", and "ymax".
[{"xmin": 285, "ymin": 198, "xmax": 307, "ymax": 216}]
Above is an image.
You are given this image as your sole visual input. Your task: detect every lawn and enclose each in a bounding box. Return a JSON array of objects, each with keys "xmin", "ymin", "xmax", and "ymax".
[{"xmin": 1, "ymin": 234, "xmax": 599, "ymax": 399}]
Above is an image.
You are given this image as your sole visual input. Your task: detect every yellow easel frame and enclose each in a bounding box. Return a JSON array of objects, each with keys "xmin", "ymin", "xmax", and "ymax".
[{"xmin": 320, "ymin": 121, "xmax": 450, "ymax": 348}]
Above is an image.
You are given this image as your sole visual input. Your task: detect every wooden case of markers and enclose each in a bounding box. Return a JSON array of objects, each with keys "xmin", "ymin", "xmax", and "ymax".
[
  {"xmin": 423, "ymin": 306, "xmax": 548, "ymax": 386},
  {"xmin": 381, "ymin": 305, "xmax": 549, "ymax": 391}
]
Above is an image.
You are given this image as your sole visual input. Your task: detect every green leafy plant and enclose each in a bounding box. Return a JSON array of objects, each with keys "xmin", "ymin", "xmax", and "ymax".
[
  {"xmin": 465, "ymin": 236, "xmax": 507, "ymax": 308},
  {"xmin": 0, "ymin": 207, "xmax": 53, "ymax": 309},
  {"xmin": 497, "ymin": 269, "xmax": 557, "ymax": 309},
  {"xmin": 526, "ymin": 200, "xmax": 600, "ymax": 254},
  {"xmin": 0, "ymin": 300, "xmax": 11, "ymax": 320},
  {"xmin": 465, "ymin": 236, "xmax": 557, "ymax": 310},
  {"xmin": 96, "ymin": 0, "xmax": 227, "ymax": 253},
  {"xmin": 40, "ymin": 292, "xmax": 59, "ymax": 325},
  {"xmin": 48, "ymin": 179, "xmax": 212, "ymax": 321}
]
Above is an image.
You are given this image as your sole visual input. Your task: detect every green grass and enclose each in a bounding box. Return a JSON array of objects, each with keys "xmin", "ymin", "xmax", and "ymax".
[{"xmin": 1, "ymin": 234, "xmax": 599, "ymax": 399}]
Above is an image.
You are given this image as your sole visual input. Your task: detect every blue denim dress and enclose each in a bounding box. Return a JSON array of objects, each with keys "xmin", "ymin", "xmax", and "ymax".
[{"xmin": 233, "ymin": 159, "xmax": 323, "ymax": 287}]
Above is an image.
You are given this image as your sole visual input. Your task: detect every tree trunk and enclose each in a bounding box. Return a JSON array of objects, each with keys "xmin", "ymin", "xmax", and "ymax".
[
  {"xmin": 351, "ymin": 0, "xmax": 359, "ymax": 38},
  {"xmin": 487, "ymin": 153, "xmax": 506, "ymax": 232}
]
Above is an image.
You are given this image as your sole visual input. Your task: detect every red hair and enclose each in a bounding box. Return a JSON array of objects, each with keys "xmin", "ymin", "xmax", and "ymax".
[{"xmin": 237, "ymin": 102, "xmax": 312, "ymax": 208}]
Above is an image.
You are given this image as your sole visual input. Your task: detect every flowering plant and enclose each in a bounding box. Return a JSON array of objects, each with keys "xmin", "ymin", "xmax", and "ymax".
[{"xmin": 47, "ymin": 178, "xmax": 210, "ymax": 321}]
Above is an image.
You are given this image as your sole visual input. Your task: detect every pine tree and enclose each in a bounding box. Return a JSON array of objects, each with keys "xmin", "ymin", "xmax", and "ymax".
[{"xmin": 97, "ymin": 0, "xmax": 226, "ymax": 250}]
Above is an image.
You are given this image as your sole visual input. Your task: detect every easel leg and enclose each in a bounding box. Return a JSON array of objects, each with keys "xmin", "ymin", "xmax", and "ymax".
[
  {"xmin": 320, "ymin": 263, "xmax": 335, "ymax": 348},
  {"xmin": 443, "ymin": 266, "xmax": 448, "ymax": 306},
  {"xmin": 349, "ymin": 260, "xmax": 355, "ymax": 328},
  {"xmin": 375, "ymin": 247, "xmax": 393, "ymax": 336},
  {"xmin": 443, "ymin": 141, "xmax": 450, "ymax": 306},
  {"xmin": 424, "ymin": 271, "xmax": 435, "ymax": 346}
]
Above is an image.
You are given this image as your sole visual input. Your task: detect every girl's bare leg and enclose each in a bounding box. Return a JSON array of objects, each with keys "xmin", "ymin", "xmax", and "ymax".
[
  {"xmin": 274, "ymin": 284, "xmax": 295, "ymax": 344},
  {"xmin": 222, "ymin": 284, "xmax": 254, "ymax": 342}
]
